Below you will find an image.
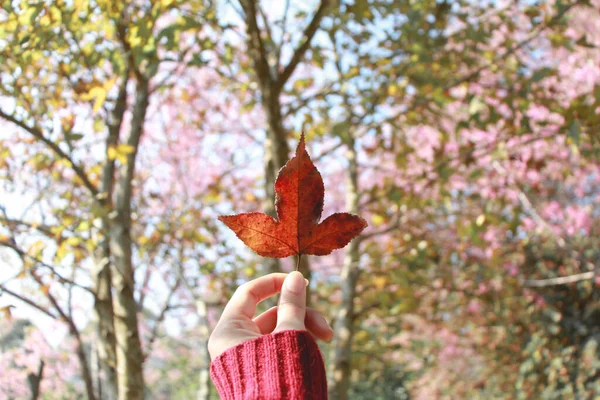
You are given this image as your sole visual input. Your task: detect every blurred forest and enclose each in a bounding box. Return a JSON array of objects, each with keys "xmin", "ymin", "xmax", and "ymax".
[{"xmin": 1, "ymin": 0, "xmax": 600, "ymax": 399}]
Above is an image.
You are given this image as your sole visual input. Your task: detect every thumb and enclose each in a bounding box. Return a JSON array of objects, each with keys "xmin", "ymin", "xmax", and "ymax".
[{"xmin": 275, "ymin": 271, "xmax": 307, "ymax": 332}]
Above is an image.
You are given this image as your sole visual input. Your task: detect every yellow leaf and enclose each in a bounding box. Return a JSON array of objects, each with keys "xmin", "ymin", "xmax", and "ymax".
[
  {"xmin": 245, "ymin": 192, "xmax": 256, "ymax": 202},
  {"xmin": 107, "ymin": 146, "xmax": 117, "ymax": 160},
  {"xmin": 371, "ymin": 214, "xmax": 385, "ymax": 227},
  {"xmin": 29, "ymin": 240, "xmax": 46, "ymax": 258},
  {"xmin": 82, "ymin": 76, "xmax": 116, "ymax": 114},
  {"xmin": 117, "ymin": 144, "xmax": 135, "ymax": 154},
  {"xmin": 355, "ymin": 330, "xmax": 370, "ymax": 342},
  {"xmin": 65, "ymin": 236, "xmax": 81, "ymax": 246},
  {"xmin": 244, "ymin": 266, "xmax": 256, "ymax": 278},
  {"xmin": 49, "ymin": 7, "xmax": 62, "ymax": 24},
  {"xmin": 76, "ymin": 221, "xmax": 91, "ymax": 232},
  {"xmin": 1, "ymin": 305, "xmax": 15, "ymax": 320},
  {"xmin": 103, "ymin": 76, "xmax": 117, "ymax": 92},
  {"xmin": 116, "ymin": 153, "xmax": 127, "ymax": 164},
  {"xmin": 50, "ymin": 226, "xmax": 64, "ymax": 236},
  {"xmin": 374, "ymin": 276, "xmax": 387, "ymax": 290},
  {"xmin": 40, "ymin": 14, "xmax": 51, "ymax": 27},
  {"xmin": 476, "ymin": 214, "xmax": 486, "ymax": 227},
  {"xmin": 91, "ymin": 87, "xmax": 107, "ymax": 113}
]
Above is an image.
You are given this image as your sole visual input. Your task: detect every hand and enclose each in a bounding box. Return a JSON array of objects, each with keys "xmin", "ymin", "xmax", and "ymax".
[{"xmin": 208, "ymin": 271, "xmax": 334, "ymax": 360}]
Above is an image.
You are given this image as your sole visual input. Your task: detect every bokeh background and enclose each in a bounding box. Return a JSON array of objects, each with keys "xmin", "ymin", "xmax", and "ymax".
[{"xmin": 1, "ymin": 0, "xmax": 600, "ymax": 398}]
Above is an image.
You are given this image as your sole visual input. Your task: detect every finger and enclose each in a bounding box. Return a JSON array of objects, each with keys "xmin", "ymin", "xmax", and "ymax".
[
  {"xmin": 253, "ymin": 306, "xmax": 278, "ymax": 334},
  {"xmin": 222, "ymin": 273, "xmax": 288, "ymax": 319},
  {"xmin": 275, "ymin": 271, "xmax": 306, "ymax": 332},
  {"xmin": 305, "ymin": 308, "xmax": 334, "ymax": 341},
  {"xmin": 254, "ymin": 307, "xmax": 333, "ymax": 340}
]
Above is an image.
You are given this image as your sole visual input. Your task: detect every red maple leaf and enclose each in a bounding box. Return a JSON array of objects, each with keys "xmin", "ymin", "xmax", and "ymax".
[{"xmin": 219, "ymin": 133, "xmax": 367, "ymax": 259}]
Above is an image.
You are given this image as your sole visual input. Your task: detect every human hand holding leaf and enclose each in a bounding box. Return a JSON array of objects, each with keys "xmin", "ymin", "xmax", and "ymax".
[{"xmin": 219, "ymin": 133, "xmax": 367, "ymax": 265}]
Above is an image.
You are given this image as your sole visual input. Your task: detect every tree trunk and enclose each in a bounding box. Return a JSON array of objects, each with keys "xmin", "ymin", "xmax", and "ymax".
[
  {"xmin": 262, "ymin": 95, "xmax": 290, "ymax": 276},
  {"xmin": 92, "ymin": 254, "xmax": 118, "ymax": 400},
  {"xmin": 262, "ymin": 93, "xmax": 315, "ymax": 304},
  {"xmin": 92, "ymin": 71, "xmax": 128, "ymax": 400},
  {"xmin": 240, "ymin": 0, "xmax": 330, "ymax": 298},
  {"xmin": 329, "ymin": 134, "xmax": 360, "ymax": 400},
  {"xmin": 27, "ymin": 360, "xmax": 44, "ymax": 400},
  {"xmin": 71, "ymin": 324, "xmax": 97, "ymax": 400},
  {"xmin": 109, "ymin": 78, "xmax": 148, "ymax": 400},
  {"xmin": 196, "ymin": 300, "xmax": 211, "ymax": 400}
]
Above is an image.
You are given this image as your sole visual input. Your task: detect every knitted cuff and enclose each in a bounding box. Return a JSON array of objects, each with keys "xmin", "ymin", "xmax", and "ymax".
[{"xmin": 210, "ymin": 330, "xmax": 327, "ymax": 400}]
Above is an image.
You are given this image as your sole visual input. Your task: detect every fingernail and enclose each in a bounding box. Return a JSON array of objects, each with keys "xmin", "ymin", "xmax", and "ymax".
[
  {"xmin": 305, "ymin": 278, "xmax": 309, "ymax": 287},
  {"xmin": 285, "ymin": 271, "xmax": 305, "ymax": 294}
]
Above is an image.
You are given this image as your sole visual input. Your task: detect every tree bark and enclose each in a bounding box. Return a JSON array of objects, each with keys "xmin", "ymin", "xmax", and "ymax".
[
  {"xmin": 74, "ymin": 331, "xmax": 97, "ymax": 400},
  {"xmin": 109, "ymin": 77, "xmax": 149, "ymax": 400},
  {"xmin": 329, "ymin": 133, "xmax": 360, "ymax": 400},
  {"xmin": 262, "ymin": 92, "xmax": 290, "ymax": 278},
  {"xmin": 93, "ymin": 250, "xmax": 118, "ymax": 400},
  {"xmin": 92, "ymin": 71, "xmax": 128, "ymax": 400},
  {"xmin": 27, "ymin": 360, "xmax": 44, "ymax": 400}
]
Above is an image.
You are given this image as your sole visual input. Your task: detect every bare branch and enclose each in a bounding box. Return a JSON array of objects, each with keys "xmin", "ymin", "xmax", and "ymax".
[
  {"xmin": 240, "ymin": 0, "xmax": 273, "ymax": 86},
  {"xmin": 0, "ymin": 241, "xmax": 94, "ymax": 295},
  {"xmin": 314, "ymin": 140, "xmax": 344, "ymax": 161},
  {"xmin": 275, "ymin": 0, "xmax": 331, "ymax": 92},
  {"xmin": 258, "ymin": 3, "xmax": 275, "ymax": 54},
  {"xmin": 492, "ymin": 161, "xmax": 566, "ymax": 248},
  {"xmin": 27, "ymin": 359, "xmax": 45, "ymax": 400},
  {"xmin": 282, "ymin": 87, "xmax": 338, "ymax": 118},
  {"xmin": 359, "ymin": 219, "xmax": 401, "ymax": 241},
  {"xmin": 0, "ymin": 286, "xmax": 58, "ymax": 319},
  {"xmin": 0, "ymin": 110, "xmax": 99, "ymax": 198},
  {"xmin": 143, "ymin": 278, "xmax": 181, "ymax": 360},
  {"xmin": 0, "ymin": 217, "xmax": 53, "ymax": 236},
  {"xmin": 38, "ymin": 274, "xmax": 97, "ymax": 400},
  {"xmin": 524, "ymin": 271, "xmax": 595, "ymax": 287},
  {"xmin": 276, "ymin": 0, "xmax": 291, "ymax": 69}
]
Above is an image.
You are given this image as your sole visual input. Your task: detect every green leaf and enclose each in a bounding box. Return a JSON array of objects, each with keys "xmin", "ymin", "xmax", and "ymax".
[
  {"xmin": 531, "ymin": 68, "xmax": 553, "ymax": 83},
  {"xmin": 568, "ymin": 120, "xmax": 580, "ymax": 145},
  {"xmin": 65, "ymin": 132, "xmax": 84, "ymax": 141}
]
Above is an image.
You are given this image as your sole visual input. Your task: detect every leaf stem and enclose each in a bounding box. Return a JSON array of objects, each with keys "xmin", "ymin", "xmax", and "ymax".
[{"xmin": 296, "ymin": 253, "xmax": 302, "ymax": 271}]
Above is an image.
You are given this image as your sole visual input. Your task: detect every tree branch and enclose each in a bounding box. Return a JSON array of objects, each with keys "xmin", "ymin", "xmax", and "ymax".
[
  {"xmin": 41, "ymin": 276, "xmax": 97, "ymax": 400},
  {"xmin": 359, "ymin": 218, "xmax": 401, "ymax": 242},
  {"xmin": 282, "ymin": 86, "xmax": 338, "ymax": 118},
  {"xmin": 523, "ymin": 271, "xmax": 595, "ymax": 287},
  {"xmin": 0, "ymin": 286, "xmax": 58, "ymax": 319},
  {"xmin": 0, "ymin": 217, "xmax": 53, "ymax": 236},
  {"xmin": 258, "ymin": 3, "xmax": 275, "ymax": 54},
  {"xmin": 143, "ymin": 277, "xmax": 181, "ymax": 360},
  {"xmin": 275, "ymin": 0, "xmax": 331, "ymax": 92},
  {"xmin": 27, "ymin": 359, "xmax": 45, "ymax": 400},
  {"xmin": 385, "ymin": 0, "xmax": 583, "ymax": 124},
  {"xmin": 276, "ymin": 0, "xmax": 291, "ymax": 69},
  {"xmin": 0, "ymin": 241, "xmax": 94, "ymax": 294},
  {"xmin": 492, "ymin": 161, "xmax": 566, "ymax": 248},
  {"xmin": 0, "ymin": 110, "xmax": 99, "ymax": 198},
  {"xmin": 240, "ymin": 0, "xmax": 273, "ymax": 86},
  {"xmin": 314, "ymin": 140, "xmax": 344, "ymax": 161}
]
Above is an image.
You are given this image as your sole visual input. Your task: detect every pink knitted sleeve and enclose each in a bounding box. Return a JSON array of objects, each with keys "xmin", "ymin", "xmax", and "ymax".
[{"xmin": 210, "ymin": 330, "xmax": 328, "ymax": 399}]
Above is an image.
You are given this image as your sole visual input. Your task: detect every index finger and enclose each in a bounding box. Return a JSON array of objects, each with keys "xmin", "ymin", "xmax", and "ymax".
[{"xmin": 222, "ymin": 273, "xmax": 288, "ymax": 319}]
